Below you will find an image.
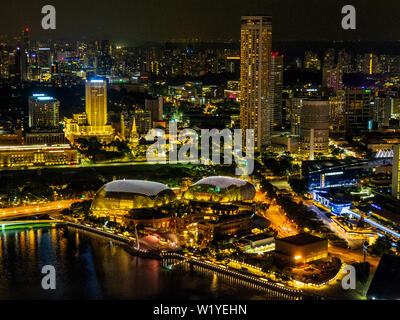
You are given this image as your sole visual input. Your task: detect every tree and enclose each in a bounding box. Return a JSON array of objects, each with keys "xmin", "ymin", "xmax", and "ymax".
[
  {"xmin": 88, "ymin": 137, "xmax": 102, "ymax": 161},
  {"xmin": 289, "ymin": 178, "xmax": 308, "ymax": 195},
  {"xmin": 260, "ymin": 255, "xmax": 274, "ymax": 273},
  {"xmin": 369, "ymin": 236, "xmax": 393, "ymax": 257},
  {"xmin": 353, "ymin": 262, "xmax": 370, "ymax": 285}
]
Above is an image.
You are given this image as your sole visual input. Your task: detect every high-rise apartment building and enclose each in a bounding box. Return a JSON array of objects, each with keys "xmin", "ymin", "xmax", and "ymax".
[
  {"xmin": 329, "ymin": 94, "xmax": 346, "ymax": 134},
  {"xmin": 323, "ymin": 67, "xmax": 343, "ymax": 93},
  {"xmin": 392, "ymin": 144, "xmax": 400, "ymax": 200},
  {"xmin": 270, "ymin": 52, "xmax": 284, "ymax": 128},
  {"xmin": 240, "ymin": 15, "xmax": 272, "ymax": 150},
  {"xmin": 290, "ymin": 98, "xmax": 303, "ymax": 136}
]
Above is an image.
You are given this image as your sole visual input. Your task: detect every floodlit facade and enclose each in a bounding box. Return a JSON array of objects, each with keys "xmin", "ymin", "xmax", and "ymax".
[
  {"xmin": 183, "ymin": 176, "xmax": 256, "ymax": 203},
  {"xmin": 91, "ymin": 180, "xmax": 176, "ymax": 222},
  {"xmin": 240, "ymin": 15, "xmax": 272, "ymax": 150},
  {"xmin": 64, "ymin": 79, "xmax": 114, "ymax": 144},
  {"xmin": 86, "ymin": 79, "xmax": 107, "ymax": 128},
  {"xmin": 275, "ymin": 234, "xmax": 328, "ymax": 265},
  {"xmin": 0, "ymin": 144, "xmax": 78, "ymax": 168}
]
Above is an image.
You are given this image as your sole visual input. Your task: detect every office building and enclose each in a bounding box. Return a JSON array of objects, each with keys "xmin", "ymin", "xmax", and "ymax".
[
  {"xmin": 28, "ymin": 94, "xmax": 60, "ymax": 129},
  {"xmin": 145, "ymin": 97, "xmax": 164, "ymax": 123},
  {"xmin": 240, "ymin": 15, "xmax": 273, "ymax": 150},
  {"xmin": 135, "ymin": 108, "xmax": 152, "ymax": 135},
  {"xmin": 86, "ymin": 79, "xmax": 108, "ymax": 128},
  {"xmin": 340, "ymin": 89, "xmax": 374, "ymax": 133},
  {"xmin": 64, "ymin": 79, "xmax": 114, "ymax": 144},
  {"xmin": 300, "ymin": 100, "xmax": 330, "ymax": 159},
  {"xmin": 301, "ymin": 158, "xmax": 387, "ymax": 190}
]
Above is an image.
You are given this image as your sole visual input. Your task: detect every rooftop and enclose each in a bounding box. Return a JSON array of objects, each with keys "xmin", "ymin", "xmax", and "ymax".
[
  {"xmin": 244, "ymin": 233, "xmax": 273, "ymax": 241},
  {"xmin": 367, "ymin": 254, "xmax": 400, "ymax": 300},
  {"xmin": 104, "ymin": 180, "xmax": 170, "ymax": 197},
  {"xmin": 302, "ymin": 158, "xmax": 369, "ymax": 173},
  {"xmin": 194, "ymin": 176, "xmax": 248, "ymax": 189},
  {"xmin": 277, "ymin": 233, "xmax": 326, "ymax": 246}
]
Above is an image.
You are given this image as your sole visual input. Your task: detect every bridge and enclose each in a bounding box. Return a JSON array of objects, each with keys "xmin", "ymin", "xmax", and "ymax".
[
  {"xmin": 0, "ymin": 199, "xmax": 86, "ymax": 220},
  {"xmin": 0, "ymin": 220, "xmax": 66, "ymax": 231},
  {"xmin": 343, "ymin": 208, "xmax": 400, "ymax": 239}
]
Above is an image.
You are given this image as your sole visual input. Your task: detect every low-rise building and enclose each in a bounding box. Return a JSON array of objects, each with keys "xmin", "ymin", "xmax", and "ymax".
[
  {"xmin": 0, "ymin": 144, "xmax": 78, "ymax": 168},
  {"xmin": 275, "ymin": 233, "xmax": 328, "ymax": 265},
  {"xmin": 198, "ymin": 212, "xmax": 253, "ymax": 242}
]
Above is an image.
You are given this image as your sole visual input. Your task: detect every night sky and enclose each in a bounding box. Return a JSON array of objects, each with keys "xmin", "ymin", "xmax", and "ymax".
[{"xmin": 0, "ymin": 0, "xmax": 398, "ymax": 45}]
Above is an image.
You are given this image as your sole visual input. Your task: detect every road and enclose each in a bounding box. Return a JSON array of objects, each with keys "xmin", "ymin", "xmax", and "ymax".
[
  {"xmin": 327, "ymin": 246, "xmax": 380, "ymax": 270},
  {"xmin": 254, "ymin": 190, "xmax": 298, "ymax": 237},
  {"xmin": 0, "ymin": 199, "xmax": 86, "ymax": 219}
]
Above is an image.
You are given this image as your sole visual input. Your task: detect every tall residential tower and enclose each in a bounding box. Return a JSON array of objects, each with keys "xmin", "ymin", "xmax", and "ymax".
[
  {"xmin": 240, "ymin": 15, "xmax": 273, "ymax": 151},
  {"xmin": 392, "ymin": 144, "xmax": 400, "ymax": 200}
]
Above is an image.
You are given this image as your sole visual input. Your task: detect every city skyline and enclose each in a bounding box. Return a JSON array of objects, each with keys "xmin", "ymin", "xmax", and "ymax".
[{"xmin": 1, "ymin": 0, "xmax": 400, "ymax": 303}]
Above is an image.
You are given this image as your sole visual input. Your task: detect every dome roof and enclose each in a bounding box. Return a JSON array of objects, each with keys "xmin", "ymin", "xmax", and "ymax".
[
  {"xmin": 91, "ymin": 180, "xmax": 175, "ymax": 213},
  {"xmin": 184, "ymin": 176, "xmax": 256, "ymax": 202},
  {"xmin": 104, "ymin": 180, "xmax": 170, "ymax": 197},
  {"xmin": 194, "ymin": 176, "xmax": 248, "ymax": 189}
]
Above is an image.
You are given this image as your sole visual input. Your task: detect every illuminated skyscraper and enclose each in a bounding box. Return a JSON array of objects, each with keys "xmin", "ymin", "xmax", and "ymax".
[
  {"xmin": 85, "ymin": 79, "xmax": 108, "ymax": 128},
  {"xmin": 270, "ymin": 52, "xmax": 284, "ymax": 128},
  {"xmin": 240, "ymin": 15, "xmax": 272, "ymax": 150},
  {"xmin": 64, "ymin": 79, "xmax": 114, "ymax": 144},
  {"xmin": 392, "ymin": 144, "xmax": 400, "ymax": 200},
  {"xmin": 28, "ymin": 94, "xmax": 60, "ymax": 129}
]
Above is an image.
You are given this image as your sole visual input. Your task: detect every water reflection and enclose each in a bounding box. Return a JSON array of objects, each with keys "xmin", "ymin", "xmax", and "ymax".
[{"xmin": 0, "ymin": 227, "xmax": 267, "ymax": 300}]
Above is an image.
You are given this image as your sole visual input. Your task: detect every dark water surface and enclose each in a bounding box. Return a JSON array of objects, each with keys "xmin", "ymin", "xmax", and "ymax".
[{"xmin": 0, "ymin": 227, "xmax": 268, "ymax": 300}]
